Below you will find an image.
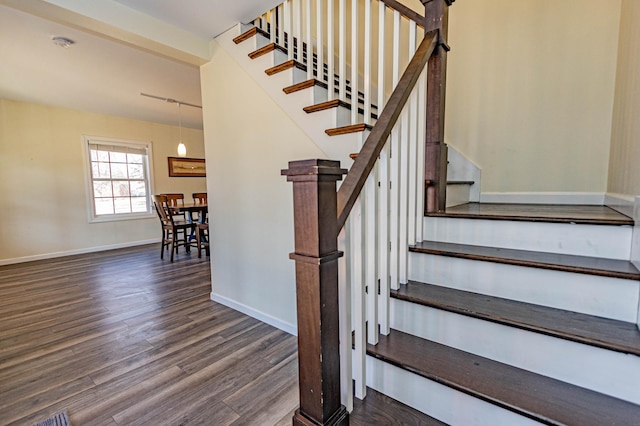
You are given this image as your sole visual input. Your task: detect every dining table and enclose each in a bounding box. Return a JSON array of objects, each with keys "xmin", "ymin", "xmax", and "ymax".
[{"xmin": 171, "ymin": 203, "xmax": 208, "ymax": 224}]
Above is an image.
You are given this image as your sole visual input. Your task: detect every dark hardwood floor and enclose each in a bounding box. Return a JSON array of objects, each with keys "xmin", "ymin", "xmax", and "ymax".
[{"xmin": 0, "ymin": 244, "xmax": 436, "ymax": 425}]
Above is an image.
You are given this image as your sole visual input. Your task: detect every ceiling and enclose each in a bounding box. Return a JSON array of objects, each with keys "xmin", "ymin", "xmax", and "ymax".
[{"xmin": 0, "ymin": 0, "xmax": 278, "ymax": 130}]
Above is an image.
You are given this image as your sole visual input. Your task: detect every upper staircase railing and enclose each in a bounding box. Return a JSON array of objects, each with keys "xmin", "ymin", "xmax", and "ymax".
[{"xmin": 276, "ymin": 1, "xmax": 454, "ymax": 424}]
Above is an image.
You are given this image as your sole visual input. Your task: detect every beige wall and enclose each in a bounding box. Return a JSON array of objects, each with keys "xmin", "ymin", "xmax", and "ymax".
[
  {"xmin": 608, "ymin": 0, "xmax": 640, "ymax": 197},
  {"xmin": 0, "ymin": 99, "xmax": 206, "ymax": 263},
  {"xmin": 445, "ymin": 0, "xmax": 621, "ymax": 194},
  {"xmin": 201, "ymin": 40, "xmax": 326, "ymax": 332}
]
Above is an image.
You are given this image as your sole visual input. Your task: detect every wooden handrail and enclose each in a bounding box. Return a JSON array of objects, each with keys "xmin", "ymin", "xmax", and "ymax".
[
  {"xmin": 336, "ymin": 30, "xmax": 439, "ymax": 232},
  {"xmin": 380, "ymin": 0, "xmax": 427, "ymax": 28}
]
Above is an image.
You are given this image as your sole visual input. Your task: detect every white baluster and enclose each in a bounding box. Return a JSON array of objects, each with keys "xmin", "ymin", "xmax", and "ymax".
[
  {"xmin": 363, "ymin": 0, "xmax": 372, "ymax": 124},
  {"xmin": 269, "ymin": 9, "xmax": 276, "ymax": 43},
  {"xmin": 294, "ymin": 0, "xmax": 302, "ymax": 62},
  {"xmin": 350, "ymin": 0, "xmax": 359, "ymax": 124},
  {"xmin": 327, "ymin": 0, "xmax": 335, "ymax": 99},
  {"xmin": 316, "ymin": 0, "xmax": 324, "ymax": 82},
  {"xmin": 378, "ymin": 140, "xmax": 390, "ymax": 335},
  {"xmin": 338, "ymin": 226, "xmax": 353, "ymax": 412},
  {"xmin": 351, "ymin": 197, "xmax": 366, "ymax": 400},
  {"xmin": 377, "ymin": 2, "xmax": 386, "ymax": 111},
  {"xmin": 305, "ymin": 0, "xmax": 313, "ymax": 79},
  {"xmin": 285, "ymin": 0, "xmax": 293, "ymax": 59},
  {"xmin": 278, "ymin": 4, "xmax": 285, "ymax": 46},
  {"xmin": 365, "ymin": 165, "xmax": 378, "ymax": 345},
  {"xmin": 416, "ymin": 67, "xmax": 427, "ymax": 243},
  {"xmin": 407, "ymin": 21, "xmax": 418, "ymax": 247},
  {"xmin": 399, "ymin": 104, "xmax": 409, "ymax": 286},
  {"xmin": 389, "ymin": 10, "xmax": 401, "ymax": 291},
  {"xmin": 339, "ymin": 0, "xmax": 346, "ymax": 100}
]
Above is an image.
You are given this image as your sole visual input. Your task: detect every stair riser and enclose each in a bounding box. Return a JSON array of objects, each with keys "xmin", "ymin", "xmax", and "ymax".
[
  {"xmin": 264, "ymin": 67, "xmax": 306, "ymax": 92},
  {"xmin": 423, "ymin": 217, "xmax": 633, "ymax": 260},
  {"xmin": 409, "ymin": 253, "xmax": 640, "ymax": 322},
  {"xmin": 390, "ymin": 298, "xmax": 640, "ymax": 404},
  {"xmin": 365, "ymin": 355, "xmax": 544, "ymax": 425},
  {"xmin": 446, "ymin": 184, "xmax": 471, "ymax": 208}
]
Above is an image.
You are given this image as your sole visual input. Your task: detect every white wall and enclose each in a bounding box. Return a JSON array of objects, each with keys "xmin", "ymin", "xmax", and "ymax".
[
  {"xmin": 0, "ymin": 99, "xmax": 206, "ymax": 264},
  {"xmin": 201, "ymin": 40, "xmax": 326, "ymax": 333},
  {"xmin": 445, "ymin": 0, "xmax": 621, "ymax": 195}
]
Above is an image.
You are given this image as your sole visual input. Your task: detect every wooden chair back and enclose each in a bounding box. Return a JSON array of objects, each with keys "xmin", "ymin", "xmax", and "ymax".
[
  {"xmin": 162, "ymin": 193, "xmax": 185, "ymax": 207},
  {"xmin": 153, "ymin": 195, "xmax": 174, "ymax": 226},
  {"xmin": 192, "ymin": 192, "xmax": 207, "ymax": 205}
]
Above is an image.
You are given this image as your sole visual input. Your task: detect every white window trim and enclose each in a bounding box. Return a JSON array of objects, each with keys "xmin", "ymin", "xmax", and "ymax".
[{"xmin": 82, "ymin": 135, "xmax": 156, "ymax": 223}]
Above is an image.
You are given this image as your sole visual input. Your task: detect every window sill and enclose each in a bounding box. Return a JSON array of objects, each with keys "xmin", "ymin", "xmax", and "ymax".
[{"xmin": 89, "ymin": 212, "xmax": 155, "ymax": 223}]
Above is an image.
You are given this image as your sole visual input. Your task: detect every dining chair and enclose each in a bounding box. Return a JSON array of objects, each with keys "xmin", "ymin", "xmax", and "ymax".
[
  {"xmin": 160, "ymin": 193, "xmax": 186, "ymax": 221},
  {"xmin": 196, "ymin": 222, "xmax": 209, "ymax": 258},
  {"xmin": 192, "ymin": 192, "xmax": 207, "ymax": 205},
  {"xmin": 153, "ymin": 195, "xmax": 196, "ymax": 262}
]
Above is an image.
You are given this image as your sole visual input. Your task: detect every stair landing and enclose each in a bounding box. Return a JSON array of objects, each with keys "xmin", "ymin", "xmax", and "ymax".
[{"xmin": 428, "ymin": 202, "xmax": 634, "ymax": 225}]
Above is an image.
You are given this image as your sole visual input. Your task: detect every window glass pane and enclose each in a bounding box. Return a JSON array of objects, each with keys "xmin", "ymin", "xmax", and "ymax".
[
  {"xmin": 128, "ymin": 164, "xmax": 144, "ymax": 179},
  {"xmin": 128, "ymin": 153, "xmax": 143, "ymax": 164},
  {"xmin": 91, "ymin": 162, "xmax": 111, "ymax": 178},
  {"xmin": 130, "ymin": 181, "xmax": 146, "ymax": 197},
  {"xmin": 114, "ymin": 197, "xmax": 132, "ymax": 214},
  {"xmin": 96, "ymin": 150, "xmax": 109, "ymax": 162},
  {"xmin": 112, "ymin": 181, "xmax": 130, "ymax": 197},
  {"xmin": 110, "ymin": 152, "xmax": 127, "ymax": 163},
  {"xmin": 95, "ymin": 198, "xmax": 114, "ymax": 215},
  {"xmin": 111, "ymin": 163, "xmax": 128, "ymax": 179},
  {"xmin": 90, "ymin": 150, "xmax": 98, "ymax": 161},
  {"xmin": 93, "ymin": 181, "xmax": 113, "ymax": 197},
  {"xmin": 131, "ymin": 197, "xmax": 147, "ymax": 212}
]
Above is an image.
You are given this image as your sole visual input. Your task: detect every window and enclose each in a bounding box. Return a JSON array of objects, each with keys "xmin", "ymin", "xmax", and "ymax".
[{"xmin": 84, "ymin": 137, "xmax": 154, "ymax": 222}]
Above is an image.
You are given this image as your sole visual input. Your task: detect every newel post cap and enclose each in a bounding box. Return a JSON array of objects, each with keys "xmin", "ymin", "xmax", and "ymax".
[{"xmin": 281, "ymin": 159, "xmax": 347, "ymax": 182}]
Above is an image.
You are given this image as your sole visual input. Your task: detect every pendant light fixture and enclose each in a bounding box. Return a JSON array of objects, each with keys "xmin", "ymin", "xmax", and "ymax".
[
  {"xmin": 176, "ymin": 102, "xmax": 187, "ymax": 157},
  {"xmin": 139, "ymin": 93, "xmax": 202, "ymax": 158}
]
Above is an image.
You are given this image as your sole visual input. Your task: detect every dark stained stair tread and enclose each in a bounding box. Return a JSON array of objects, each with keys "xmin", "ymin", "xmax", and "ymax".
[
  {"xmin": 368, "ymin": 330, "xmax": 640, "ymax": 425},
  {"xmin": 350, "ymin": 386, "xmax": 447, "ymax": 425},
  {"xmin": 325, "ymin": 123, "xmax": 373, "ymax": 136},
  {"xmin": 265, "ymin": 59, "xmax": 306, "ymax": 75},
  {"xmin": 283, "ymin": 79, "xmax": 328, "ymax": 94},
  {"xmin": 248, "ymin": 43, "xmax": 287, "ymax": 59},
  {"xmin": 411, "ymin": 240, "xmax": 640, "ymax": 280},
  {"xmin": 233, "ymin": 27, "xmax": 270, "ymax": 44},
  {"xmin": 304, "ymin": 99, "xmax": 379, "ymax": 120},
  {"xmin": 428, "ymin": 203, "xmax": 634, "ymax": 226},
  {"xmin": 392, "ymin": 281, "xmax": 640, "ymax": 356}
]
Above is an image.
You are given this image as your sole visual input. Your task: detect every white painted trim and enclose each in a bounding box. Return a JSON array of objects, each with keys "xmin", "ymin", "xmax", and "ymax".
[
  {"xmin": 605, "ymin": 192, "xmax": 636, "ymax": 218},
  {"xmin": 210, "ymin": 292, "xmax": 297, "ymax": 336},
  {"xmin": 479, "ymin": 192, "xmax": 605, "ymax": 205},
  {"xmin": 0, "ymin": 238, "xmax": 160, "ymax": 266}
]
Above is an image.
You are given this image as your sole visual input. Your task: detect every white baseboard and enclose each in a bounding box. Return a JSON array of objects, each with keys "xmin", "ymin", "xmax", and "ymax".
[
  {"xmin": 210, "ymin": 292, "xmax": 297, "ymax": 336},
  {"xmin": 479, "ymin": 192, "xmax": 605, "ymax": 205},
  {"xmin": 605, "ymin": 192, "xmax": 636, "ymax": 218},
  {"xmin": 0, "ymin": 239, "xmax": 160, "ymax": 266}
]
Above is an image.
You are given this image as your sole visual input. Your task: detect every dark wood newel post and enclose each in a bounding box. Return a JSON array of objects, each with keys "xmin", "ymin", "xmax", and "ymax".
[
  {"xmin": 422, "ymin": 0, "xmax": 454, "ymax": 213},
  {"xmin": 281, "ymin": 159, "xmax": 349, "ymax": 426}
]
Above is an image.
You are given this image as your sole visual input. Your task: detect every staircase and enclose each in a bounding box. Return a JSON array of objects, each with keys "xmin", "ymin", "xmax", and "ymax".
[{"xmin": 218, "ymin": 1, "xmax": 640, "ymax": 424}]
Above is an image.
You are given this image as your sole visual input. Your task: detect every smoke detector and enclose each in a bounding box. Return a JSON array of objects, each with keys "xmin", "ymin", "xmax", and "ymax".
[{"xmin": 52, "ymin": 36, "xmax": 75, "ymax": 48}]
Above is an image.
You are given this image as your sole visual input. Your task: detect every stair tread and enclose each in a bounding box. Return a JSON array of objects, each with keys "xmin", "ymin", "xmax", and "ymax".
[
  {"xmin": 411, "ymin": 240, "xmax": 640, "ymax": 280},
  {"xmin": 428, "ymin": 202, "xmax": 634, "ymax": 226},
  {"xmin": 369, "ymin": 329, "xmax": 640, "ymax": 425},
  {"xmin": 304, "ymin": 99, "xmax": 379, "ymax": 120},
  {"xmin": 393, "ymin": 281, "xmax": 640, "ymax": 356},
  {"xmin": 351, "ymin": 386, "xmax": 447, "ymax": 425},
  {"xmin": 325, "ymin": 123, "xmax": 373, "ymax": 136},
  {"xmin": 283, "ymin": 78, "xmax": 328, "ymax": 94},
  {"xmin": 248, "ymin": 42, "xmax": 287, "ymax": 59},
  {"xmin": 265, "ymin": 59, "xmax": 306, "ymax": 76},
  {"xmin": 233, "ymin": 26, "xmax": 270, "ymax": 44}
]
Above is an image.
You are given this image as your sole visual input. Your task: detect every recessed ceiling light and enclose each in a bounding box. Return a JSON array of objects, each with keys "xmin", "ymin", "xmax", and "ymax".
[{"xmin": 52, "ymin": 36, "xmax": 75, "ymax": 48}]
